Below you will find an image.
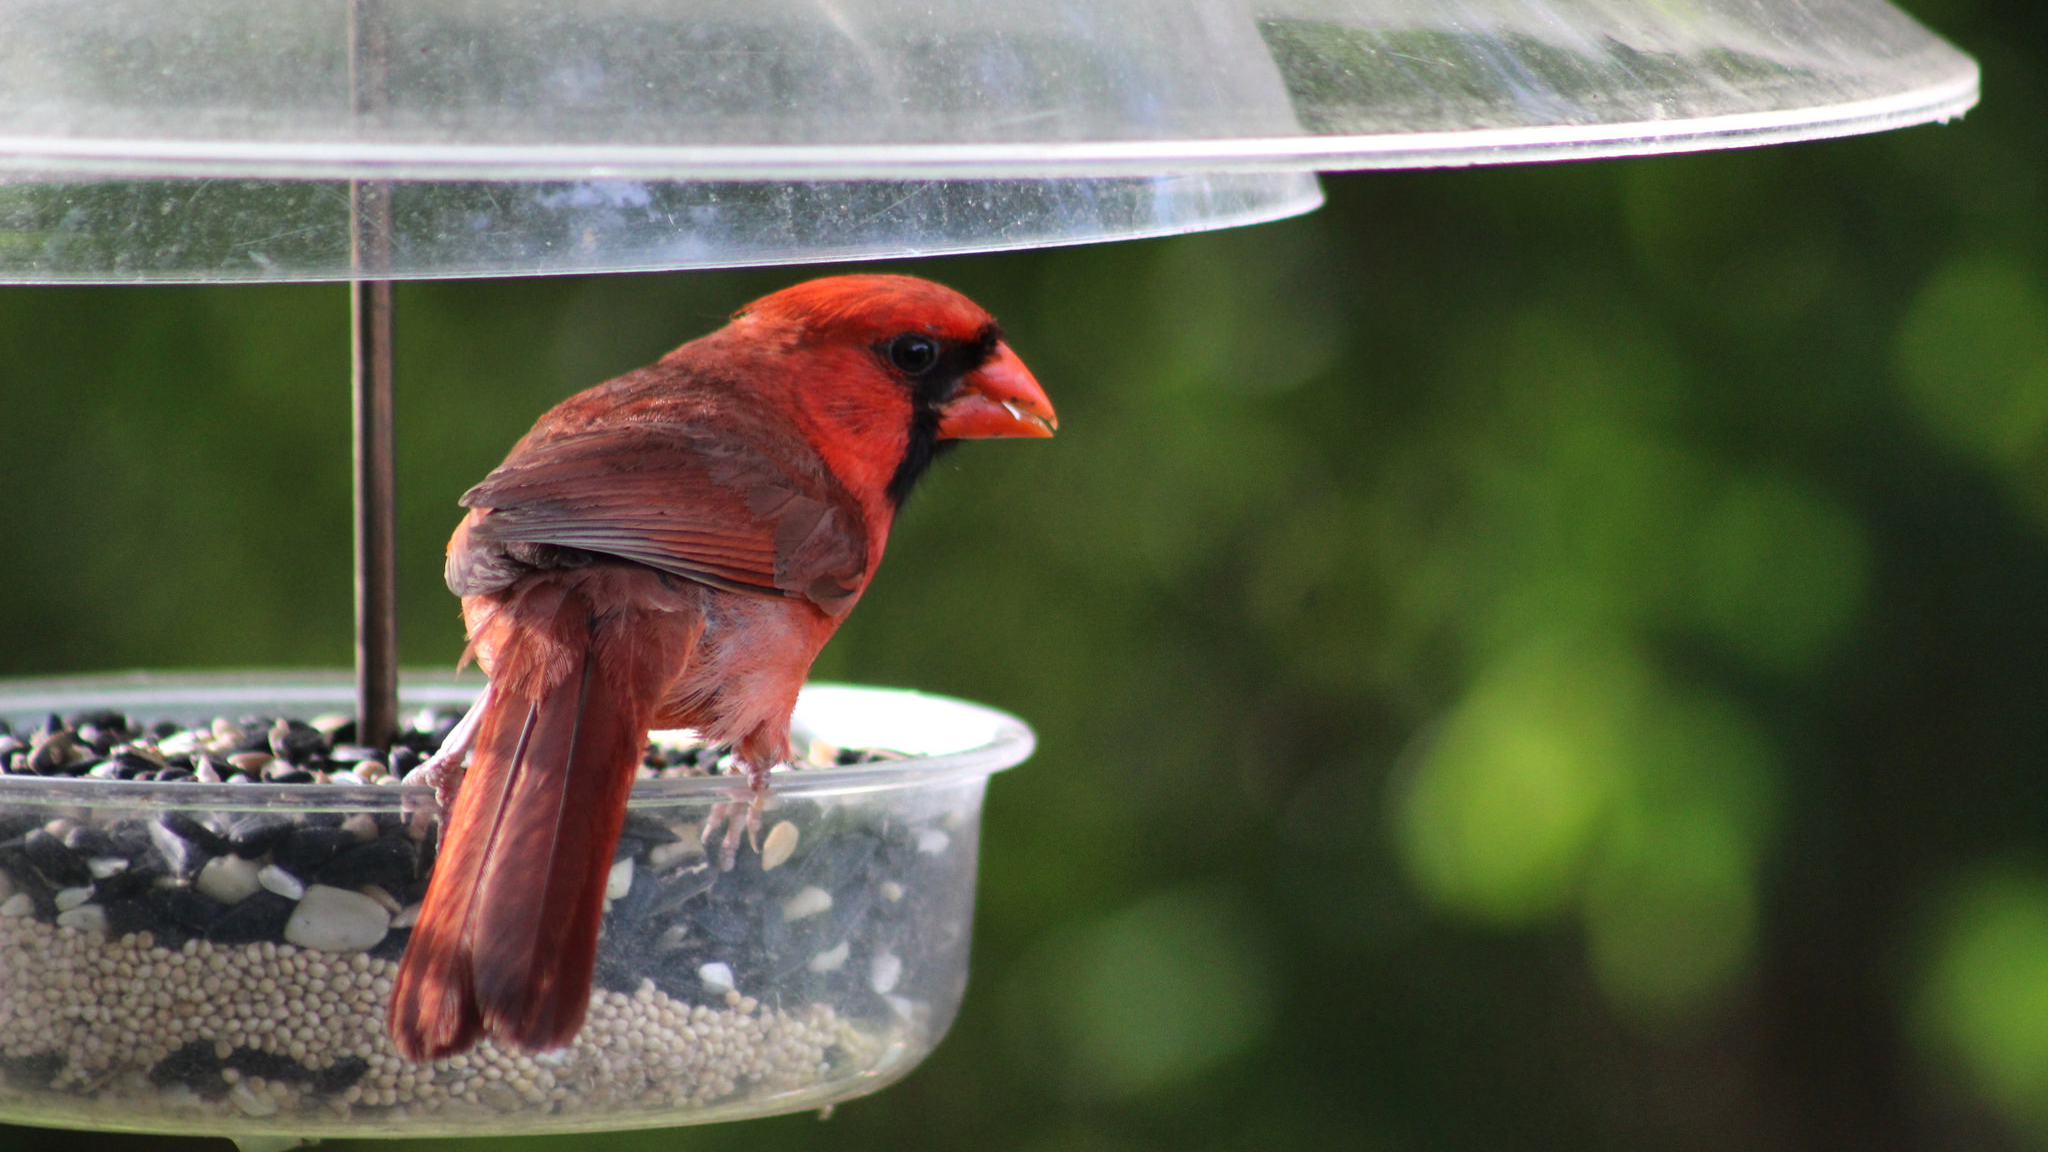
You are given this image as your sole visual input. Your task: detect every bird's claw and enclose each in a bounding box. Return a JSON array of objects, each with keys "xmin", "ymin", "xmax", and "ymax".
[
  {"xmin": 402, "ymin": 753, "xmax": 466, "ymax": 838},
  {"xmin": 701, "ymin": 775, "xmax": 770, "ymax": 870},
  {"xmin": 403, "ymin": 748, "xmax": 467, "ymax": 818}
]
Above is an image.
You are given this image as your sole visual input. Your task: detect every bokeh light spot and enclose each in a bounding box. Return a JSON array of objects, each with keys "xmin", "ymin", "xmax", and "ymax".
[
  {"xmin": 1895, "ymin": 255, "xmax": 2048, "ymax": 466},
  {"xmin": 1688, "ymin": 472, "xmax": 1868, "ymax": 674},
  {"xmin": 1036, "ymin": 887, "xmax": 1278, "ymax": 1097},
  {"xmin": 1917, "ymin": 870, "xmax": 2048, "ymax": 1131},
  {"xmin": 1395, "ymin": 638, "xmax": 1641, "ymax": 924},
  {"xmin": 1582, "ymin": 689, "xmax": 1775, "ymax": 1024}
]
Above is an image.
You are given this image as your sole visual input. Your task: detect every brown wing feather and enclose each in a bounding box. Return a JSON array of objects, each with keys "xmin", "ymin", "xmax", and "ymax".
[{"xmin": 452, "ymin": 423, "xmax": 868, "ymax": 613}]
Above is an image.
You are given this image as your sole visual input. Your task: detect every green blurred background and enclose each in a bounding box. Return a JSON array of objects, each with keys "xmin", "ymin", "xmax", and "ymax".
[{"xmin": 5, "ymin": 1, "xmax": 2048, "ymax": 1148}]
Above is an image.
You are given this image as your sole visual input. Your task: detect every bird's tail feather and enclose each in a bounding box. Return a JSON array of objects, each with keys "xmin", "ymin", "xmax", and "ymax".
[{"xmin": 388, "ymin": 583, "xmax": 667, "ymax": 1061}]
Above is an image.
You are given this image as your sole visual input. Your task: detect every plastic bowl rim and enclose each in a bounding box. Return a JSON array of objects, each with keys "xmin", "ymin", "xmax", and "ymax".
[{"xmin": 0, "ymin": 672, "xmax": 1033, "ymax": 813}]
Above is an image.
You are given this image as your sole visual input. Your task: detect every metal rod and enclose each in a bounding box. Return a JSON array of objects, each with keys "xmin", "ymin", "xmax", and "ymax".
[
  {"xmin": 350, "ymin": 276, "xmax": 399, "ymax": 749},
  {"xmin": 350, "ymin": 0, "xmax": 399, "ymax": 748}
]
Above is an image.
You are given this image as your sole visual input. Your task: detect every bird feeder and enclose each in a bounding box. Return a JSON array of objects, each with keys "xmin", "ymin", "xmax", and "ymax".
[{"xmin": 0, "ymin": 0, "xmax": 1977, "ymax": 1144}]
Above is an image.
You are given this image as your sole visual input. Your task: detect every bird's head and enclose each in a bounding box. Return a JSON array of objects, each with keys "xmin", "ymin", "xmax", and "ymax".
[{"xmin": 732, "ymin": 274, "xmax": 1056, "ymax": 505}]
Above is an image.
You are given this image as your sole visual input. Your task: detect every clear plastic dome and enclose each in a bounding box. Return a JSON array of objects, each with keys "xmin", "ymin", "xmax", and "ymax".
[{"xmin": 0, "ymin": 0, "xmax": 1979, "ymax": 280}]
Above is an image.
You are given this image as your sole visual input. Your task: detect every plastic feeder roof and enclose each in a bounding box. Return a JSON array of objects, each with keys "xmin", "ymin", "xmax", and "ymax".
[{"xmin": 0, "ymin": 0, "xmax": 1979, "ymax": 282}]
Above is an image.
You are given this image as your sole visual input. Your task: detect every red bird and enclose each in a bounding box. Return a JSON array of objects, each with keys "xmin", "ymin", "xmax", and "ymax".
[{"xmin": 387, "ymin": 274, "xmax": 1055, "ymax": 1062}]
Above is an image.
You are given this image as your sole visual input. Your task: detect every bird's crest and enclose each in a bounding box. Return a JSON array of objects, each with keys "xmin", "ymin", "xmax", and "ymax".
[{"xmin": 736, "ymin": 275, "xmax": 994, "ymax": 344}]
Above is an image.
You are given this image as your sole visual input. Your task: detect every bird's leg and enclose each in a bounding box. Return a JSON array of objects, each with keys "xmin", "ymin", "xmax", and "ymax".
[
  {"xmin": 702, "ymin": 759, "xmax": 772, "ymax": 871},
  {"xmin": 402, "ymin": 685, "xmax": 490, "ymax": 825}
]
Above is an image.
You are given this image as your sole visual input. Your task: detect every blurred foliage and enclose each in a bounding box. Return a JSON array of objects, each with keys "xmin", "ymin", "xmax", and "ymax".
[{"xmin": 3, "ymin": 1, "xmax": 2048, "ymax": 1149}]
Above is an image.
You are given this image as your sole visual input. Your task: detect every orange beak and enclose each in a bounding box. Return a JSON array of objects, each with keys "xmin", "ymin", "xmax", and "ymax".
[{"xmin": 936, "ymin": 341, "xmax": 1057, "ymax": 440}]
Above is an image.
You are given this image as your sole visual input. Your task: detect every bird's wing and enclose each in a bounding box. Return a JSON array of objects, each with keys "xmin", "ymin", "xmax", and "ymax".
[{"xmin": 450, "ymin": 423, "xmax": 869, "ymax": 614}]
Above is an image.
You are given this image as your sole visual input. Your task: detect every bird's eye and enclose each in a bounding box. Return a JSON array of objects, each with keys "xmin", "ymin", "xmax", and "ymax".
[{"xmin": 887, "ymin": 333, "xmax": 940, "ymax": 375}]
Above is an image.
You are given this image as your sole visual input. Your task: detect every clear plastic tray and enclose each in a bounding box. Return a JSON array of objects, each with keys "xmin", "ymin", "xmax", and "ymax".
[{"xmin": 0, "ymin": 673, "xmax": 1031, "ymax": 1139}]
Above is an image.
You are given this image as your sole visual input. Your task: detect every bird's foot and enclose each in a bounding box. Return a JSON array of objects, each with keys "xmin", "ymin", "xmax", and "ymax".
[
  {"xmin": 702, "ymin": 769, "xmax": 771, "ymax": 870},
  {"xmin": 401, "ymin": 689, "xmax": 489, "ymax": 832},
  {"xmin": 403, "ymin": 748, "xmax": 468, "ymax": 814}
]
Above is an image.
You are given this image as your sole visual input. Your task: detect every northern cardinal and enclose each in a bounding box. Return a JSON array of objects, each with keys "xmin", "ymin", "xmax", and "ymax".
[{"xmin": 387, "ymin": 274, "xmax": 1055, "ymax": 1062}]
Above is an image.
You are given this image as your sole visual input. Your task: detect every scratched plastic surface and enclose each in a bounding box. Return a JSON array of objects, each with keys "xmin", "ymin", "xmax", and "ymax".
[
  {"xmin": 0, "ymin": 0, "xmax": 1975, "ymax": 281},
  {"xmin": 0, "ymin": 674, "xmax": 1030, "ymax": 1139}
]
